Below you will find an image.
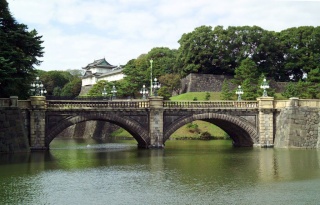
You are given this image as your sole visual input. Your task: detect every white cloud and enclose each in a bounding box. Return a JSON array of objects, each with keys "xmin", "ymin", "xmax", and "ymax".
[{"xmin": 6, "ymin": 0, "xmax": 320, "ymax": 70}]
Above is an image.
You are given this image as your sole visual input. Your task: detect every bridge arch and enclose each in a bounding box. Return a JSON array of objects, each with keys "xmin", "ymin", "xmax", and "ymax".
[
  {"xmin": 164, "ymin": 113, "xmax": 259, "ymax": 146},
  {"xmin": 46, "ymin": 113, "xmax": 149, "ymax": 148}
]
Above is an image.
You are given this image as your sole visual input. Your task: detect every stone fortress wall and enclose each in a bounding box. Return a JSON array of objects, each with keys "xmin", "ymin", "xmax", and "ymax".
[{"xmin": 180, "ymin": 73, "xmax": 287, "ymax": 94}]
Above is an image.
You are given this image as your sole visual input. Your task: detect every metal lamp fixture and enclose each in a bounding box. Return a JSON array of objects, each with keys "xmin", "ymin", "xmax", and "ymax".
[
  {"xmin": 235, "ymin": 85, "xmax": 244, "ymax": 101},
  {"xmin": 260, "ymin": 78, "xmax": 270, "ymax": 97},
  {"xmin": 152, "ymin": 78, "xmax": 161, "ymax": 96},
  {"xmin": 140, "ymin": 85, "xmax": 149, "ymax": 99},
  {"xmin": 111, "ymin": 85, "xmax": 117, "ymax": 100},
  {"xmin": 102, "ymin": 86, "xmax": 108, "ymax": 99},
  {"xmin": 30, "ymin": 76, "xmax": 47, "ymax": 96}
]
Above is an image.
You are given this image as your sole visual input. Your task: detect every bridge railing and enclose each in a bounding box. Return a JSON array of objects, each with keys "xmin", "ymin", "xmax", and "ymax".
[
  {"xmin": 274, "ymin": 99, "xmax": 320, "ymax": 109},
  {"xmin": 46, "ymin": 100, "xmax": 150, "ymax": 109},
  {"xmin": 163, "ymin": 100, "xmax": 258, "ymax": 108},
  {"xmin": 0, "ymin": 98, "xmax": 10, "ymax": 107},
  {"xmin": 299, "ymin": 99, "xmax": 320, "ymax": 108}
]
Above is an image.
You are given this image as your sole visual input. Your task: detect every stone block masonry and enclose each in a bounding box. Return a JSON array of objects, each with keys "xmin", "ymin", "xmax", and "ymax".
[
  {"xmin": 0, "ymin": 108, "xmax": 29, "ymax": 152},
  {"xmin": 179, "ymin": 73, "xmax": 287, "ymax": 94},
  {"xmin": 275, "ymin": 107, "xmax": 320, "ymax": 148}
]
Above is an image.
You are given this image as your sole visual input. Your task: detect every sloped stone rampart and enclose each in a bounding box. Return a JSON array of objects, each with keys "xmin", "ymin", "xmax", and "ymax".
[
  {"xmin": 0, "ymin": 108, "xmax": 29, "ymax": 152},
  {"xmin": 180, "ymin": 73, "xmax": 287, "ymax": 93},
  {"xmin": 275, "ymin": 107, "xmax": 320, "ymax": 148}
]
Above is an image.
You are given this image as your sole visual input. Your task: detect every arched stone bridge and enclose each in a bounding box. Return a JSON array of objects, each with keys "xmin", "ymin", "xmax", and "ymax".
[{"xmin": 13, "ymin": 96, "xmax": 320, "ymax": 150}]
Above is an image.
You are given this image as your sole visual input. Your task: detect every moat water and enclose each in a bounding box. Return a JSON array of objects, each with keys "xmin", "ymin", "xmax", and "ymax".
[{"xmin": 1, "ymin": 139, "xmax": 320, "ymax": 205}]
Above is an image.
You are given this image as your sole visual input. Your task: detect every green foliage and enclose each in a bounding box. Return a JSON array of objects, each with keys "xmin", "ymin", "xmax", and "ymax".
[
  {"xmin": 87, "ymin": 80, "xmax": 108, "ymax": 97},
  {"xmin": 193, "ymin": 97, "xmax": 198, "ymax": 101},
  {"xmin": 279, "ymin": 26, "xmax": 320, "ymax": 81},
  {"xmin": 186, "ymin": 122, "xmax": 199, "ymax": 133},
  {"xmin": 87, "ymin": 80, "xmax": 126, "ymax": 99},
  {"xmin": 158, "ymin": 73, "xmax": 181, "ymax": 97},
  {"xmin": 53, "ymin": 87, "xmax": 62, "ymax": 96},
  {"xmin": 241, "ymin": 79, "xmax": 259, "ymax": 100},
  {"xmin": 121, "ymin": 47, "xmax": 177, "ymax": 98},
  {"xmin": 39, "ymin": 71, "xmax": 73, "ymax": 95},
  {"xmin": 60, "ymin": 78, "xmax": 81, "ymax": 97},
  {"xmin": 305, "ymin": 67, "xmax": 320, "ymax": 99},
  {"xmin": 220, "ymin": 79, "xmax": 234, "ymax": 100},
  {"xmin": 234, "ymin": 58, "xmax": 260, "ymax": 85},
  {"xmin": 157, "ymin": 86, "xmax": 171, "ymax": 100},
  {"xmin": 175, "ymin": 25, "xmax": 320, "ymax": 82},
  {"xmin": 176, "ymin": 25, "xmax": 285, "ymax": 79},
  {"xmin": 234, "ymin": 59, "xmax": 260, "ymax": 100},
  {"xmin": 282, "ymin": 82, "xmax": 300, "ymax": 98},
  {"xmin": 122, "ymin": 57, "xmax": 148, "ymax": 98},
  {"xmin": 282, "ymin": 67, "xmax": 320, "ymax": 99},
  {"xmin": 0, "ymin": 0, "xmax": 44, "ymax": 98},
  {"xmin": 176, "ymin": 25, "xmax": 217, "ymax": 76},
  {"xmin": 205, "ymin": 92, "xmax": 211, "ymax": 100}
]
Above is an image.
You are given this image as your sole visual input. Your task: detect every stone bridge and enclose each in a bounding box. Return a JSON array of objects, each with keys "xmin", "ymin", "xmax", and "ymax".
[{"xmin": 1, "ymin": 96, "xmax": 320, "ymax": 150}]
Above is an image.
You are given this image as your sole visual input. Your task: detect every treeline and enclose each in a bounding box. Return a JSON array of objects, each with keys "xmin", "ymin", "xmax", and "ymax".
[
  {"xmin": 175, "ymin": 25, "xmax": 320, "ymax": 81},
  {"xmin": 37, "ymin": 70, "xmax": 82, "ymax": 98},
  {"xmin": 112, "ymin": 25, "xmax": 320, "ymax": 99}
]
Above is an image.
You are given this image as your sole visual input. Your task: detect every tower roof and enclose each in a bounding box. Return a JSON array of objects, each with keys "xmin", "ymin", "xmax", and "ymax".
[{"xmin": 82, "ymin": 58, "xmax": 117, "ymax": 70}]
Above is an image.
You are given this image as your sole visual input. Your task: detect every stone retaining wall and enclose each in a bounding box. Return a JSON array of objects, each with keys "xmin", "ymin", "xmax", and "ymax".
[
  {"xmin": 180, "ymin": 73, "xmax": 287, "ymax": 93},
  {"xmin": 274, "ymin": 107, "xmax": 320, "ymax": 148},
  {"xmin": 0, "ymin": 108, "xmax": 29, "ymax": 152},
  {"xmin": 57, "ymin": 121, "xmax": 119, "ymax": 139}
]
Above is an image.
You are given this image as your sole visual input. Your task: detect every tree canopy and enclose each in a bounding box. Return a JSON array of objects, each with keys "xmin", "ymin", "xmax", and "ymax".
[
  {"xmin": 0, "ymin": 0, "xmax": 44, "ymax": 98},
  {"xmin": 176, "ymin": 25, "xmax": 320, "ymax": 83}
]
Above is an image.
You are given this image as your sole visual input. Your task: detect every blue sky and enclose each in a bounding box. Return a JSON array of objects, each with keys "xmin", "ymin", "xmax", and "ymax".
[{"xmin": 7, "ymin": 0, "xmax": 320, "ymax": 71}]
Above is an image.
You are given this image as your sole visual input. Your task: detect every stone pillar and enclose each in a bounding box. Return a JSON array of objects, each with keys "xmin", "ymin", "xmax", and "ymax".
[
  {"xmin": 29, "ymin": 96, "xmax": 47, "ymax": 150},
  {"xmin": 10, "ymin": 96, "xmax": 18, "ymax": 107},
  {"xmin": 257, "ymin": 97, "xmax": 275, "ymax": 147},
  {"xmin": 30, "ymin": 96, "xmax": 46, "ymax": 109},
  {"xmin": 148, "ymin": 97, "xmax": 164, "ymax": 148},
  {"xmin": 289, "ymin": 97, "xmax": 299, "ymax": 107}
]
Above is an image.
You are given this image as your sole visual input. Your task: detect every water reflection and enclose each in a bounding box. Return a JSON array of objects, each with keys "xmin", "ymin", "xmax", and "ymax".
[{"xmin": 1, "ymin": 140, "xmax": 320, "ymax": 204}]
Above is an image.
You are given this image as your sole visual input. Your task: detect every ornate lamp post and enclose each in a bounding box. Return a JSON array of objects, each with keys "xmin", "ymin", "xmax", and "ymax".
[
  {"xmin": 30, "ymin": 76, "xmax": 47, "ymax": 96},
  {"xmin": 140, "ymin": 85, "xmax": 149, "ymax": 99},
  {"xmin": 150, "ymin": 59, "xmax": 153, "ymax": 96},
  {"xmin": 111, "ymin": 85, "xmax": 117, "ymax": 100},
  {"xmin": 260, "ymin": 78, "xmax": 270, "ymax": 97},
  {"xmin": 152, "ymin": 78, "xmax": 161, "ymax": 96},
  {"xmin": 102, "ymin": 86, "xmax": 108, "ymax": 100},
  {"xmin": 235, "ymin": 85, "xmax": 243, "ymax": 101}
]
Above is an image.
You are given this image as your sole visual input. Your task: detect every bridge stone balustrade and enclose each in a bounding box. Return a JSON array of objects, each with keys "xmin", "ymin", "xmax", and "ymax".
[{"xmin": 1, "ymin": 96, "xmax": 320, "ymax": 151}]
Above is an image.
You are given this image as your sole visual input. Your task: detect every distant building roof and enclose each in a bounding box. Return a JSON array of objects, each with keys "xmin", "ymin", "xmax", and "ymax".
[
  {"xmin": 82, "ymin": 58, "xmax": 117, "ymax": 70},
  {"xmin": 81, "ymin": 58, "xmax": 123, "ymax": 79}
]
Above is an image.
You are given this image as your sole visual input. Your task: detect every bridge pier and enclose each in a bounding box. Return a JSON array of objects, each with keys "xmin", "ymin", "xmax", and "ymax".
[
  {"xmin": 148, "ymin": 97, "xmax": 164, "ymax": 148},
  {"xmin": 258, "ymin": 97, "xmax": 275, "ymax": 148},
  {"xmin": 29, "ymin": 96, "xmax": 48, "ymax": 150}
]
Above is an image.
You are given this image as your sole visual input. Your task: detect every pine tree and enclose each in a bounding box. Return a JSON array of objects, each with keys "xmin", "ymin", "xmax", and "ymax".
[
  {"xmin": 306, "ymin": 67, "xmax": 320, "ymax": 98},
  {"xmin": 0, "ymin": 0, "xmax": 44, "ymax": 98},
  {"xmin": 234, "ymin": 58, "xmax": 261, "ymax": 100},
  {"xmin": 241, "ymin": 79, "xmax": 259, "ymax": 100},
  {"xmin": 282, "ymin": 82, "xmax": 300, "ymax": 98},
  {"xmin": 220, "ymin": 79, "xmax": 233, "ymax": 100}
]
